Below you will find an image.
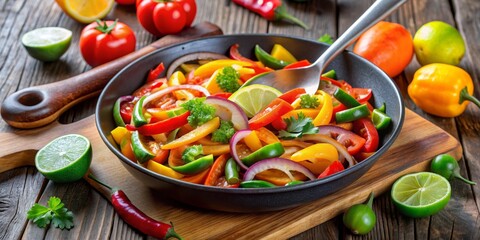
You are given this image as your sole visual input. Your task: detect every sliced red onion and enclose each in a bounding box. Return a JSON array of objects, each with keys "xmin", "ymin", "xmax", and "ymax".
[
  {"xmin": 300, "ymin": 134, "xmax": 356, "ymax": 167},
  {"xmin": 142, "ymin": 85, "xmax": 210, "ymax": 107},
  {"xmin": 243, "ymin": 158, "xmax": 316, "ymax": 182},
  {"xmin": 205, "ymin": 96, "xmax": 249, "ymax": 130},
  {"xmin": 229, "ymin": 129, "xmax": 252, "ymax": 170}
]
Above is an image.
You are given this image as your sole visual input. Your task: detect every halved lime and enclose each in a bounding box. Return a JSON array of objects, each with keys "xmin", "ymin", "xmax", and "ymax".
[
  {"xmin": 391, "ymin": 172, "xmax": 451, "ymax": 218},
  {"xmin": 22, "ymin": 27, "xmax": 72, "ymax": 62},
  {"xmin": 35, "ymin": 134, "xmax": 92, "ymax": 183},
  {"xmin": 228, "ymin": 84, "xmax": 282, "ymax": 118}
]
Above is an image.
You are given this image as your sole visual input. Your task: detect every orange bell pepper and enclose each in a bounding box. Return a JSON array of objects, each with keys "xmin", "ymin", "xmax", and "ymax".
[{"xmin": 162, "ymin": 117, "xmax": 220, "ymax": 149}]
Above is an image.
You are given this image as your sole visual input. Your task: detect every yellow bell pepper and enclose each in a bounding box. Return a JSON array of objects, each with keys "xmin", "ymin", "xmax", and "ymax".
[
  {"xmin": 194, "ymin": 59, "xmax": 252, "ymax": 79},
  {"xmin": 111, "ymin": 126, "xmax": 129, "ymax": 145},
  {"xmin": 313, "ymin": 90, "xmax": 333, "ymax": 126},
  {"xmin": 281, "ymin": 109, "xmax": 320, "ymax": 120},
  {"xmin": 255, "ymin": 127, "xmax": 280, "ymax": 144},
  {"xmin": 290, "ymin": 143, "xmax": 338, "ymax": 174},
  {"xmin": 161, "ymin": 117, "xmax": 220, "ymax": 149},
  {"xmin": 168, "ymin": 71, "xmax": 195, "ymax": 100},
  {"xmin": 271, "ymin": 44, "xmax": 297, "ymax": 63},
  {"xmin": 408, "ymin": 63, "xmax": 480, "ymax": 117},
  {"xmin": 147, "ymin": 160, "xmax": 184, "ymax": 179},
  {"xmin": 244, "ymin": 130, "xmax": 263, "ymax": 152},
  {"xmin": 202, "ymin": 144, "xmax": 230, "ymax": 156},
  {"xmin": 204, "ymin": 65, "xmax": 248, "ymax": 94}
]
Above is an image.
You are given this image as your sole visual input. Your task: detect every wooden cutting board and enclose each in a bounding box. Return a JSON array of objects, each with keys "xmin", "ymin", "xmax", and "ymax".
[{"xmin": 0, "ymin": 109, "xmax": 461, "ymax": 239}]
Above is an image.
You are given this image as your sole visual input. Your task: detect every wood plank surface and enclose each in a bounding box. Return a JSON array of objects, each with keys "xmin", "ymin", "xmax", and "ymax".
[{"xmin": 0, "ymin": 0, "xmax": 479, "ymax": 239}]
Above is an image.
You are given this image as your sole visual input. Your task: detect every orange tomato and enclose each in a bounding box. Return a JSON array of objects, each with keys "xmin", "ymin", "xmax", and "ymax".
[{"xmin": 353, "ymin": 21, "xmax": 414, "ymax": 78}]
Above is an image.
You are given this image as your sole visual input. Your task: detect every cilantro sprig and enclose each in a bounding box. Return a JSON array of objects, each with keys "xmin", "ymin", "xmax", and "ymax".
[
  {"xmin": 27, "ymin": 196, "xmax": 74, "ymax": 230},
  {"xmin": 278, "ymin": 113, "xmax": 319, "ymax": 139}
]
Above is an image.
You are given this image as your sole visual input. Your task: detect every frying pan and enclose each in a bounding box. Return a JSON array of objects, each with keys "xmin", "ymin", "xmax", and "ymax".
[{"xmin": 96, "ymin": 34, "xmax": 405, "ymax": 212}]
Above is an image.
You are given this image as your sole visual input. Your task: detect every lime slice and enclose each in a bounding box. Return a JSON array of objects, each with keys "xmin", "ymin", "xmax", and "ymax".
[
  {"xmin": 35, "ymin": 134, "xmax": 92, "ymax": 183},
  {"xmin": 228, "ymin": 84, "xmax": 282, "ymax": 118},
  {"xmin": 22, "ymin": 27, "xmax": 72, "ymax": 62},
  {"xmin": 391, "ymin": 172, "xmax": 451, "ymax": 218}
]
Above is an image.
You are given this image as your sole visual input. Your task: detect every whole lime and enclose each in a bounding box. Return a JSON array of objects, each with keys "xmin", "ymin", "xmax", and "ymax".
[{"xmin": 413, "ymin": 21, "xmax": 465, "ymax": 66}]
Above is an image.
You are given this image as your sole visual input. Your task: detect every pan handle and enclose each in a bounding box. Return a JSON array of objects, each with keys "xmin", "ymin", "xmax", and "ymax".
[{"xmin": 1, "ymin": 22, "xmax": 223, "ymax": 129}]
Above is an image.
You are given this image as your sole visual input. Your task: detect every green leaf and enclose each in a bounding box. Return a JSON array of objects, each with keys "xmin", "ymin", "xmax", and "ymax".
[
  {"xmin": 181, "ymin": 98, "xmax": 216, "ymax": 127},
  {"xmin": 278, "ymin": 113, "xmax": 319, "ymax": 139},
  {"xmin": 26, "ymin": 197, "xmax": 74, "ymax": 230},
  {"xmin": 318, "ymin": 34, "xmax": 334, "ymax": 44},
  {"xmin": 216, "ymin": 66, "xmax": 241, "ymax": 93},
  {"xmin": 299, "ymin": 94, "xmax": 320, "ymax": 109},
  {"xmin": 211, "ymin": 120, "xmax": 235, "ymax": 143}
]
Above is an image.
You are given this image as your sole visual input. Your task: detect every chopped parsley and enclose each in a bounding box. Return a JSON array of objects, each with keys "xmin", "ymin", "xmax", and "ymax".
[
  {"xmin": 181, "ymin": 98, "xmax": 216, "ymax": 127},
  {"xmin": 216, "ymin": 66, "xmax": 241, "ymax": 93},
  {"xmin": 211, "ymin": 120, "xmax": 235, "ymax": 143},
  {"xmin": 318, "ymin": 33, "xmax": 334, "ymax": 44},
  {"xmin": 27, "ymin": 196, "xmax": 74, "ymax": 230},
  {"xmin": 278, "ymin": 112, "xmax": 319, "ymax": 139},
  {"xmin": 300, "ymin": 94, "xmax": 320, "ymax": 109}
]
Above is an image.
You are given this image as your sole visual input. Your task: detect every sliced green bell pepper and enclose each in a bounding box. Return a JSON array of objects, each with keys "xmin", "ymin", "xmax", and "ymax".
[
  {"xmin": 254, "ymin": 44, "xmax": 291, "ymax": 69},
  {"xmin": 333, "ymin": 88, "xmax": 361, "ymax": 108},
  {"xmin": 241, "ymin": 142, "xmax": 285, "ymax": 166},
  {"xmin": 335, "ymin": 104, "xmax": 370, "ymax": 123},
  {"xmin": 130, "ymin": 130, "xmax": 155, "ymax": 163},
  {"xmin": 171, "ymin": 154, "xmax": 214, "ymax": 175},
  {"xmin": 225, "ymin": 158, "xmax": 240, "ymax": 184},
  {"xmin": 372, "ymin": 104, "xmax": 391, "ymax": 130},
  {"xmin": 240, "ymin": 180, "xmax": 276, "ymax": 188},
  {"xmin": 131, "ymin": 95, "xmax": 148, "ymax": 127}
]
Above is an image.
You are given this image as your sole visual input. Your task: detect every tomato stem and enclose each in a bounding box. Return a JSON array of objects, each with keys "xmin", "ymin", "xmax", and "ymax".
[
  {"xmin": 95, "ymin": 19, "xmax": 118, "ymax": 34},
  {"xmin": 459, "ymin": 86, "xmax": 480, "ymax": 109}
]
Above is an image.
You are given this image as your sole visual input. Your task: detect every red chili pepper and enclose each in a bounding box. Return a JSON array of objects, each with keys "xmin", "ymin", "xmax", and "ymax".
[
  {"xmin": 88, "ymin": 175, "xmax": 183, "ymax": 240},
  {"xmin": 147, "ymin": 62, "xmax": 165, "ymax": 82},
  {"xmin": 232, "ymin": 0, "xmax": 309, "ymax": 29}
]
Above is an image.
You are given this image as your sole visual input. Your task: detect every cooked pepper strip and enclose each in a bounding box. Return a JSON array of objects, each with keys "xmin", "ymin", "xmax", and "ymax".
[
  {"xmin": 194, "ymin": 59, "xmax": 252, "ymax": 79},
  {"xmin": 147, "ymin": 160, "xmax": 184, "ymax": 179},
  {"xmin": 161, "ymin": 117, "xmax": 220, "ymax": 149},
  {"xmin": 270, "ymin": 44, "xmax": 297, "ymax": 63},
  {"xmin": 254, "ymin": 44, "xmax": 291, "ymax": 69},
  {"xmin": 232, "ymin": 0, "xmax": 309, "ymax": 29},
  {"xmin": 130, "ymin": 131, "xmax": 155, "ymax": 163},
  {"xmin": 204, "ymin": 154, "xmax": 229, "ymax": 186},
  {"xmin": 171, "ymin": 154, "xmax": 214, "ymax": 175},
  {"xmin": 333, "ymin": 88, "xmax": 361, "ymax": 108},
  {"xmin": 113, "ymin": 96, "xmax": 134, "ymax": 127},
  {"xmin": 241, "ymin": 142, "xmax": 285, "ymax": 166},
  {"xmin": 135, "ymin": 111, "xmax": 190, "ymax": 136},
  {"xmin": 335, "ymin": 104, "xmax": 370, "ymax": 123},
  {"xmin": 131, "ymin": 96, "xmax": 148, "ymax": 127},
  {"xmin": 225, "ymin": 158, "xmax": 240, "ymax": 184},
  {"xmin": 313, "ymin": 90, "xmax": 333, "ymax": 126},
  {"xmin": 147, "ymin": 62, "xmax": 165, "ymax": 82},
  {"xmin": 371, "ymin": 105, "xmax": 391, "ymax": 130},
  {"xmin": 318, "ymin": 160, "xmax": 345, "ymax": 179},
  {"xmin": 240, "ymin": 180, "xmax": 276, "ymax": 188},
  {"xmin": 290, "ymin": 143, "xmax": 339, "ymax": 175}
]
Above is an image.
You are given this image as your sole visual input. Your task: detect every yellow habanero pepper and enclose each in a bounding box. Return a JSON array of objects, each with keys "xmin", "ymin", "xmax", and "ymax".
[{"xmin": 408, "ymin": 63, "xmax": 480, "ymax": 117}]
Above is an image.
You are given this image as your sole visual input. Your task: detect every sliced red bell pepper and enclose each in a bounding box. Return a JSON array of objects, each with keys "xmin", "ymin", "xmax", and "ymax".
[
  {"xmin": 120, "ymin": 101, "xmax": 134, "ymax": 125},
  {"xmin": 204, "ymin": 154, "xmax": 229, "ymax": 186},
  {"xmin": 211, "ymin": 92, "xmax": 233, "ymax": 99},
  {"xmin": 352, "ymin": 117, "xmax": 379, "ymax": 152},
  {"xmin": 229, "ymin": 43, "xmax": 271, "ymax": 75},
  {"xmin": 133, "ymin": 78, "xmax": 166, "ymax": 97},
  {"xmin": 318, "ymin": 160, "xmax": 344, "ymax": 179},
  {"xmin": 248, "ymin": 98, "xmax": 294, "ymax": 130},
  {"xmin": 284, "ymin": 59, "xmax": 311, "ymax": 69},
  {"xmin": 278, "ymin": 88, "xmax": 306, "ymax": 104},
  {"xmin": 134, "ymin": 111, "xmax": 190, "ymax": 136},
  {"xmin": 352, "ymin": 88, "xmax": 372, "ymax": 102},
  {"xmin": 147, "ymin": 62, "xmax": 165, "ymax": 82},
  {"xmin": 317, "ymin": 125, "xmax": 366, "ymax": 155}
]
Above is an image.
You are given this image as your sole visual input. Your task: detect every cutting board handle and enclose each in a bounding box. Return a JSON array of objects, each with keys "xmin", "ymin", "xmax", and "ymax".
[{"xmin": 0, "ymin": 22, "xmax": 223, "ymax": 129}]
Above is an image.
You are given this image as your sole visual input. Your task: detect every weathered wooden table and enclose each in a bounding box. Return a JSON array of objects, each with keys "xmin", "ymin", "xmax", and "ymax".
[{"xmin": 1, "ymin": 0, "xmax": 479, "ymax": 239}]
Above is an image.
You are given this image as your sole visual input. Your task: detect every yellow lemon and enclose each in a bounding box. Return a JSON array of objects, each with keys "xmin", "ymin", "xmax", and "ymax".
[{"xmin": 55, "ymin": 0, "xmax": 114, "ymax": 24}]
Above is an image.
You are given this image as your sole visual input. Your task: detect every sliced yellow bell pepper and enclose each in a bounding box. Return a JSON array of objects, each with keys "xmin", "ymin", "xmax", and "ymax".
[
  {"xmin": 204, "ymin": 65, "xmax": 252, "ymax": 94},
  {"xmin": 255, "ymin": 169, "xmax": 308, "ymax": 186},
  {"xmin": 111, "ymin": 126, "xmax": 129, "ymax": 145},
  {"xmin": 194, "ymin": 59, "xmax": 252, "ymax": 79},
  {"xmin": 147, "ymin": 160, "xmax": 184, "ymax": 179},
  {"xmin": 271, "ymin": 44, "xmax": 297, "ymax": 63},
  {"xmin": 168, "ymin": 71, "xmax": 195, "ymax": 100},
  {"xmin": 281, "ymin": 109, "xmax": 320, "ymax": 120},
  {"xmin": 313, "ymin": 90, "xmax": 333, "ymax": 126},
  {"xmin": 161, "ymin": 117, "xmax": 220, "ymax": 149},
  {"xmin": 255, "ymin": 127, "xmax": 280, "ymax": 144},
  {"xmin": 290, "ymin": 143, "xmax": 338, "ymax": 174},
  {"xmin": 202, "ymin": 144, "xmax": 230, "ymax": 156},
  {"xmin": 244, "ymin": 130, "xmax": 262, "ymax": 152}
]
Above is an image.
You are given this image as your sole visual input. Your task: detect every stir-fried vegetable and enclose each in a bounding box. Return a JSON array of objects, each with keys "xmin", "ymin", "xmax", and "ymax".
[{"xmin": 110, "ymin": 43, "xmax": 389, "ymax": 188}]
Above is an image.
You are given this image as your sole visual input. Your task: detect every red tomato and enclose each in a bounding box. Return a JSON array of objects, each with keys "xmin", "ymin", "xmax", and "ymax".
[
  {"xmin": 137, "ymin": 0, "xmax": 190, "ymax": 36},
  {"xmin": 317, "ymin": 125, "xmax": 366, "ymax": 155},
  {"xmin": 115, "ymin": 0, "xmax": 136, "ymax": 5},
  {"xmin": 175, "ymin": 0, "xmax": 197, "ymax": 27},
  {"xmin": 79, "ymin": 20, "xmax": 136, "ymax": 67},
  {"xmin": 318, "ymin": 160, "xmax": 344, "ymax": 179},
  {"xmin": 248, "ymin": 98, "xmax": 294, "ymax": 130}
]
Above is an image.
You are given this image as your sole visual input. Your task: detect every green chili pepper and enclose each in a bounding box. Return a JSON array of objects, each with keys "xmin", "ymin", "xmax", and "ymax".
[
  {"xmin": 285, "ymin": 180, "xmax": 304, "ymax": 186},
  {"xmin": 372, "ymin": 109, "xmax": 391, "ymax": 130},
  {"xmin": 132, "ymin": 96, "xmax": 148, "ymax": 127},
  {"xmin": 225, "ymin": 158, "xmax": 240, "ymax": 184},
  {"xmin": 343, "ymin": 192, "xmax": 376, "ymax": 235},
  {"xmin": 241, "ymin": 142, "xmax": 285, "ymax": 166},
  {"xmin": 254, "ymin": 45, "xmax": 291, "ymax": 69},
  {"xmin": 113, "ymin": 96, "xmax": 134, "ymax": 127},
  {"xmin": 335, "ymin": 104, "xmax": 370, "ymax": 123},
  {"xmin": 431, "ymin": 154, "xmax": 476, "ymax": 185},
  {"xmin": 130, "ymin": 130, "xmax": 155, "ymax": 163},
  {"xmin": 240, "ymin": 180, "xmax": 276, "ymax": 188},
  {"xmin": 333, "ymin": 88, "xmax": 360, "ymax": 108},
  {"xmin": 321, "ymin": 69, "xmax": 337, "ymax": 79},
  {"xmin": 171, "ymin": 154, "xmax": 214, "ymax": 175}
]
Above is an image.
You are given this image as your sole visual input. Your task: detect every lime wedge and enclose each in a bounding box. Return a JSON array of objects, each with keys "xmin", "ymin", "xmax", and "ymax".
[
  {"xmin": 391, "ymin": 172, "xmax": 451, "ymax": 218},
  {"xmin": 22, "ymin": 27, "xmax": 72, "ymax": 62},
  {"xmin": 228, "ymin": 84, "xmax": 282, "ymax": 118},
  {"xmin": 35, "ymin": 134, "xmax": 92, "ymax": 183}
]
